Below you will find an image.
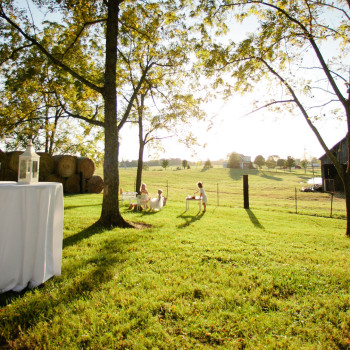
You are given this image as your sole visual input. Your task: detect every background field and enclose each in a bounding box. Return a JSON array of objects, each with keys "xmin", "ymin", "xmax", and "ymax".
[
  {"xmin": 0, "ymin": 167, "xmax": 349, "ymax": 349},
  {"xmin": 115, "ymin": 166, "xmax": 345, "ymax": 219}
]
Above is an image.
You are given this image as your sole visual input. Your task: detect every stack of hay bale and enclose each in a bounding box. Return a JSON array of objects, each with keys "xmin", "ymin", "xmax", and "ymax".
[{"xmin": 0, "ymin": 151, "xmax": 104, "ymax": 194}]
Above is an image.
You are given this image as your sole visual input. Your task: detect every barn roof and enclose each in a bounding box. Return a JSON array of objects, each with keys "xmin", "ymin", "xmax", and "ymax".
[{"xmin": 319, "ymin": 135, "xmax": 348, "ymax": 164}]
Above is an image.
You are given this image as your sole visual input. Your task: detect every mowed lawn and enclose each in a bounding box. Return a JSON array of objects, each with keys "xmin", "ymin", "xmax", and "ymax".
[{"xmin": 1, "ymin": 167, "xmax": 350, "ymax": 349}]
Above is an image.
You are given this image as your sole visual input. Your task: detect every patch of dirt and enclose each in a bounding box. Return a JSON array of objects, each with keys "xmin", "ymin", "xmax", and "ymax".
[{"xmin": 129, "ymin": 221, "xmax": 152, "ymax": 229}]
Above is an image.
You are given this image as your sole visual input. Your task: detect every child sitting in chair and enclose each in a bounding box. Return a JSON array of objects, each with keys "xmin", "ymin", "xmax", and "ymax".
[{"xmin": 149, "ymin": 189, "xmax": 165, "ymax": 211}]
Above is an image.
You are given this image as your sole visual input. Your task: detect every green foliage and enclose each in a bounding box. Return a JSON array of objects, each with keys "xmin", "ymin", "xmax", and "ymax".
[
  {"xmin": 277, "ymin": 158, "xmax": 285, "ymax": 168},
  {"xmin": 196, "ymin": 0, "xmax": 350, "ymax": 233},
  {"xmin": 0, "ymin": 168, "xmax": 348, "ymax": 349},
  {"xmin": 301, "ymin": 159, "xmax": 309, "ymax": 174},
  {"xmin": 161, "ymin": 159, "xmax": 169, "ymax": 169},
  {"xmin": 182, "ymin": 159, "xmax": 188, "ymax": 169},
  {"xmin": 254, "ymin": 155, "xmax": 265, "ymax": 169},
  {"xmin": 285, "ymin": 156, "xmax": 296, "ymax": 171},
  {"xmin": 266, "ymin": 155, "xmax": 277, "ymax": 169},
  {"xmin": 227, "ymin": 152, "xmax": 241, "ymax": 168},
  {"xmin": 203, "ymin": 159, "xmax": 213, "ymax": 169}
]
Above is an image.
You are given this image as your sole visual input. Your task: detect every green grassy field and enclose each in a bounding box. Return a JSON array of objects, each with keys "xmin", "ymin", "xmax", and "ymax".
[{"xmin": 1, "ymin": 167, "xmax": 349, "ymax": 349}]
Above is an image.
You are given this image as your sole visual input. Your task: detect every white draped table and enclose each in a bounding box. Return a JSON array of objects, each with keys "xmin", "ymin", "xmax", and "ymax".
[{"xmin": 0, "ymin": 182, "xmax": 64, "ymax": 293}]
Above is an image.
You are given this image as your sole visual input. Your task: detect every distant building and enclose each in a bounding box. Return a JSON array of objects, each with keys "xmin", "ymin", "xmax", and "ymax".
[
  {"xmin": 239, "ymin": 155, "xmax": 252, "ymax": 169},
  {"xmin": 225, "ymin": 153, "xmax": 252, "ymax": 169},
  {"xmin": 319, "ymin": 135, "xmax": 348, "ymax": 192}
]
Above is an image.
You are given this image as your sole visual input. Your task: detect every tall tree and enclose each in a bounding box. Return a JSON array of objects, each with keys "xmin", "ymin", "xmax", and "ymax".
[
  {"xmin": 285, "ymin": 156, "xmax": 296, "ymax": 172},
  {"xmin": 277, "ymin": 158, "xmax": 285, "ymax": 169},
  {"xmin": 0, "ymin": 41, "xmax": 102, "ymax": 155},
  {"xmin": 0, "ymin": 0, "xmax": 129, "ymax": 227},
  {"xmin": 266, "ymin": 156, "xmax": 277, "ymax": 169},
  {"xmin": 227, "ymin": 152, "xmax": 241, "ymax": 168},
  {"xmin": 116, "ymin": 3, "xmax": 205, "ymax": 194},
  {"xmin": 301, "ymin": 159, "xmax": 309, "ymax": 175},
  {"xmin": 198, "ymin": 0, "xmax": 350, "ymax": 235},
  {"xmin": 0, "ymin": 0, "xmax": 192, "ymax": 227},
  {"xmin": 254, "ymin": 155, "xmax": 265, "ymax": 169}
]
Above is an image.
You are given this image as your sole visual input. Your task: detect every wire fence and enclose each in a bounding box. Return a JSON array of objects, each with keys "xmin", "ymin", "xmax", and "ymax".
[{"xmin": 121, "ymin": 177, "xmax": 346, "ymax": 220}]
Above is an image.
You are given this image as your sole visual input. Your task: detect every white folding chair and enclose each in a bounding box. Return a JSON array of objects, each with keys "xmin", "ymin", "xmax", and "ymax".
[{"xmin": 137, "ymin": 194, "xmax": 149, "ymax": 210}]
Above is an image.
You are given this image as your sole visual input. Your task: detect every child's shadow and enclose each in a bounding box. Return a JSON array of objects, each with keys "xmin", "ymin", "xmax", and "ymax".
[{"xmin": 177, "ymin": 211, "xmax": 205, "ymax": 229}]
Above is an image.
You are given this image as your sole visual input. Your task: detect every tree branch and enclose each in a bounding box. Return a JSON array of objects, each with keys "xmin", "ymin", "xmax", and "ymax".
[
  {"xmin": 249, "ymin": 0, "xmax": 346, "ymax": 104},
  {"xmin": 59, "ymin": 103, "xmax": 104, "ymax": 127},
  {"xmin": 118, "ymin": 60, "xmax": 155, "ymax": 130},
  {"xmin": 221, "ymin": 1, "xmax": 347, "ymax": 104},
  {"xmin": 62, "ymin": 19, "xmax": 106, "ymax": 58},
  {"xmin": 0, "ymin": 43, "xmax": 34, "ymax": 66},
  {"xmin": 241, "ymin": 99, "xmax": 295, "ymax": 117},
  {"xmin": 257, "ymin": 56, "xmax": 342, "ymax": 171},
  {"xmin": 0, "ymin": 5, "xmax": 104, "ymax": 95}
]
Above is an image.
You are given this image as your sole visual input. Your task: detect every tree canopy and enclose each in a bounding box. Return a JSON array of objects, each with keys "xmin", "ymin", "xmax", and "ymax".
[
  {"xmin": 0, "ymin": 0, "xmax": 198, "ymax": 227},
  {"xmin": 227, "ymin": 152, "xmax": 241, "ymax": 168},
  {"xmin": 196, "ymin": 0, "xmax": 350, "ymax": 235},
  {"xmin": 254, "ymin": 155, "xmax": 265, "ymax": 169}
]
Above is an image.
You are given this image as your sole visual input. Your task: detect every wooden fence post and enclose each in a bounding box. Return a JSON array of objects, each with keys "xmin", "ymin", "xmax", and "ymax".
[
  {"xmin": 243, "ymin": 175, "xmax": 249, "ymax": 209},
  {"xmin": 330, "ymin": 192, "xmax": 334, "ymax": 218},
  {"xmin": 217, "ymin": 183, "xmax": 219, "ymax": 207}
]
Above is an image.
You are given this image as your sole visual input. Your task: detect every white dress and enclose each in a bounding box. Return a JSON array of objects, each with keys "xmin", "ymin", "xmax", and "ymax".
[
  {"xmin": 149, "ymin": 195, "xmax": 164, "ymax": 210},
  {"xmin": 199, "ymin": 187, "xmax": 207, "ymax": 203}
]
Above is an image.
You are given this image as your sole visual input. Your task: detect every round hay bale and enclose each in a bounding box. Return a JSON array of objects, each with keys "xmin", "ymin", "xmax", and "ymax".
[
  {"xmin": 44, "ymin": 173, "xmax": 65, "ymax": 184},
  {"xmin": 0, "ymin": 149, "xmax": 7, "ymax": 166},
  {"xmin": 7, "ymin": 151, "xmax": 23, "ymax": 173},
  {"xmin": 64, "ymin": 173, "xmax": 82, "ymax": 194},
  {"xmin": 53, "ymin": 155, "xmax": 76, "ymax": 178},
  {"xmin": 0, "ymin": 168, "xmax": 17, "ymax": 181},
  {"xmin": 38, "ymin": 152, "xmax": 54, "ymax": 180},
  {"xmin": 77, "ymin": 157, "xmax": 95, "ymax": 179},
  {"xmin": 87, "ymin": 175, "xmax": 104, "ymax": 194},
  {"xmin": 0, "ymin": 150, "xmax": 8, "ymax": 179}
]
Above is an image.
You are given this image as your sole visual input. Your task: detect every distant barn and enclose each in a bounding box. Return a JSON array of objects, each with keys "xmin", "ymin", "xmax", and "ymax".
[
  {"xmin": 319, "ymin": 135, "xmax": 348, "ymax": 192},
  {"xmin": 239, "ymin": 154, "xmax": 252, "ymax": 169}
]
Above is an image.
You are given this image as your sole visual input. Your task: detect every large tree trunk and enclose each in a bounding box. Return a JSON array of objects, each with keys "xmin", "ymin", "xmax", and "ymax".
[
  {"xmin": 135, "ymin": 105, "xmax": 145, "ymax": 194},
  {"xmin": 98, "ymin": 0, "xmax": 131, "ymax": 228},
  {"xmin": 342, "ymin": 171, "xmax": 350, "ymax": 237},
  {"xmin": 135, "ymin": 141, "xmax": 145, "ymax": 195}
]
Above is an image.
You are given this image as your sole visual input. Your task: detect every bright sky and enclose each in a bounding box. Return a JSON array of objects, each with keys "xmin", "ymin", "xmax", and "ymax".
[
  {"xmin": 119, "ymin": 95, "xmax": 346, "ymax": 163},
  {"xmin": 14, "ymin": 0, "xmax": 347, "ymax": 163},
  {"xmin": 119, "ymin": 6, "xmax": 347, "ymax": 163}
]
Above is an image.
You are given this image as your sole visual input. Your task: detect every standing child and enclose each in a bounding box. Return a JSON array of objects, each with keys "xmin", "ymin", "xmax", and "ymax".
[
  {"xmin": 139, "ymin": 183, "xmax": 149, "ymax": 209},
  {"xmin": 196, "ymin": 181, "xmax": 207, "ymax": 212}
]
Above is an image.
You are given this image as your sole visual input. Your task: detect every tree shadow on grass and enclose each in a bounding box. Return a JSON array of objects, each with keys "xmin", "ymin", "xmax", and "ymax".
[
  {"xmin": 122, "ymin": 207, "xmax": 160, "ymax": 216},
  {"xmin": 259, "ymin": 171, "xmax": 283, "ymax": 181},
  {"xmin": 0, "ymin": 230, "xmax": 140, "ymax": 345},
  {"xmin": 1, "ymin": 224, "xmax": 109, "ymax": 306},
  {"xmin": 177, "ymin": 211, "xmax": 205, "ymax": 228},
  {"xmin": 298, "ymin": 175, "xmax": 311, "ymax": 180},
  {"xmin": 229, "ymin": 168, "xmax": 258, "ymax": 180},
  {"xmin": 63, "ymin": 222, "xmax": 106, "ymax": 248},
  {"xmin": 140, "ymin": 210, "xmax": 162, "ymax": 216},
  {"xmin": 64, "ymin": 203, "xmax": 101, "ymax": 211},
  {"xmin": 245, "ymin": 209, "xmax": 265, "ymax": 230}
]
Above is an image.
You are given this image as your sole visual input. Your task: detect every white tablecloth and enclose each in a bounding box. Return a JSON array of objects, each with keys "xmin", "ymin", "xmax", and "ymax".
[{"xmin": 0, "ymin": 182, "xmax": 64, "ymax": 293}]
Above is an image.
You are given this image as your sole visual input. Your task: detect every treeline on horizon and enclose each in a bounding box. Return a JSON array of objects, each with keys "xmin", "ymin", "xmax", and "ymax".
[{"xmin": 119, "ymin": 158, "xmax": 225, "ymax": 168}]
